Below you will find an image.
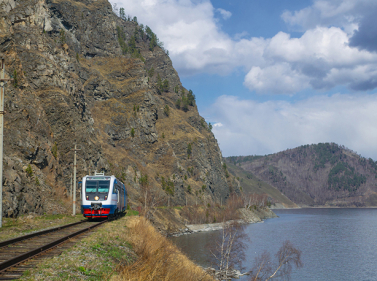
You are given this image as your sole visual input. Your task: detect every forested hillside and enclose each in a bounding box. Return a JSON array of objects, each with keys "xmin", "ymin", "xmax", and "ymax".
[{"xmin": 226, "ymin": 143, "xmax": 377, "ymax": 207}]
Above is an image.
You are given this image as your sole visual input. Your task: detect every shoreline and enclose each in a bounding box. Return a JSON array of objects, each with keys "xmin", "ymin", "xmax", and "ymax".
[
  {"xmin": 169, "ymin": 207, "xmax": 277, "ymax": 237},
  {"xmin": 274, "ymin": 206, "xmax": 377, "ymax": 209}
]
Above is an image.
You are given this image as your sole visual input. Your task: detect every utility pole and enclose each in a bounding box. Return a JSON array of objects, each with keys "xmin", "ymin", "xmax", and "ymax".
[
  {"xmin": 70, "ymin": 174, "xmax": 72, "ymax": 198},
  {"xmin": 71, "ymin": 144, "xmax": 81, "ymax": 216},
  {"xmin": 0, "ymin": 57, "xmax": 12, "ymax": 228}
]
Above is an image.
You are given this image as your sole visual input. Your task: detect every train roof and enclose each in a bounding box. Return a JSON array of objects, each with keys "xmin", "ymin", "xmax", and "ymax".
[{"xmin": 83, "ymin": 174, "xmax": 125, "ymax": 186}]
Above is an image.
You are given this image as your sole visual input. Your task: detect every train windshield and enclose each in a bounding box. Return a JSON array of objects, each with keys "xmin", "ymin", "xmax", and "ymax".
[{"xmin": 85, "ymin": 180, "xmax": 110, "ymax": 193}]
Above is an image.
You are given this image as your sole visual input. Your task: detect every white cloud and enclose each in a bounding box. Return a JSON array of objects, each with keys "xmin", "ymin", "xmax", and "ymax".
[
  {"xmin": 216, "ymin": 8, "xmax": 231, "ymax": 20},
  {"xmin": 281, "ymin": 0, "xmax": 376, "ymax": 31},
  {"xmin": 208, "ymin": 94, "xmax": 377, "ymax": 159},
  {"xmin": 111, "ymin": 0, "xmax": 377, "ymax": 94},
  {"xmin": 245, "ymin": 26, "xmax": 377, "ymax": 92},
  {"xmin": 233, "ymin": 31, "xmax": 249, "ymax": 41},
  {"xmin": 244, "ymin": 64, "xmax": 310, "ymax": 94}
]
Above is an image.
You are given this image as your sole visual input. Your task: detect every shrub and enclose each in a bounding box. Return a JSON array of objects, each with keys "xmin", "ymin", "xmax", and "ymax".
[
  {"xmin": 26, "ymin": 164, "xmax": 33, "ymax": 177},
  {"xmin": 175, "ymin": 98, "xmax": 181, "ymax": 109},
  {"xmin": 187, "ymin": 90, "xmax": 195, "ymax": 106},
  {"xmin": 59, "ymin": 29, "xmax": 66, "ymax": 44},
  {"xmin": 200, "ymin": 118, "xmax": 205, "ymax": 128},
  {"xmin": 165, "ymin": 180, "xmax": 174, "ymax": 196},
  {"xmin": 163, "ymin": 105, "xmax": 170, "ymax": 116},
  {"xmin": 187, "ymin": 143, "xmax": 192, "ymax": 159},
  {"xmin": 51, "ymin": 142, "xmax": 58, "ymax": 158},
  {"xmin": 148, "ymin": 67, "xmax": 154, "ymax": 78},
  {"xmin": 162, "ymin": 79, "xmax": 169, "ymax": 92},
  {"xmin": 117, "ymin": 26, "xmax": 128, "ymax": 54},
  {"xmin": 13, "ymin": 70, "xmax": 18, "ymax": 88},
  {"xmin": 131, "ymin": 128, "xmax": 135, "ymax": 137},
  {"xmin": 139, "ymin": 174, "xmax": 148, "ymax": 186}
]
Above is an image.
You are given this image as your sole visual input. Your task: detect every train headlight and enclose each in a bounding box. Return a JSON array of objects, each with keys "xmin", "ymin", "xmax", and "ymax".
[
  {"xmin": 104, "ymin": 196, "xmax": 107, "ymax": 200},
  {"xmin": 94, "ymin": 196, "xmax": 99, "ymax": 201},
  {"xmin": 86, "ymin": 196, "xmax": 89, "ymax": 200}
]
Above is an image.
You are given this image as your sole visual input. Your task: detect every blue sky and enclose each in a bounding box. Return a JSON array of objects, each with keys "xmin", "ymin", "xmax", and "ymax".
[{"xmin": 111, "ymin": 0, "xmax": 377, "ymax": 159}]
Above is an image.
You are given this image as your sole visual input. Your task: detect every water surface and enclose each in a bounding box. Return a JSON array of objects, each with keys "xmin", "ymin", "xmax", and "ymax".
[{"xmin": 170, "ymin": 208, "xmax": 377, "ymax": 281}]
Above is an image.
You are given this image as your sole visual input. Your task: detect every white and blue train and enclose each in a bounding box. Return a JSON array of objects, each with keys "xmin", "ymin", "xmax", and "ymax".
[{"xmin": 81, "ymin": 173, "xmax": 127, "ymax": 219}]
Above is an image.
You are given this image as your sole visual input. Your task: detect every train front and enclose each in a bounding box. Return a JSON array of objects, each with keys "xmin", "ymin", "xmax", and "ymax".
[{"xmin": 81, "ymin": 175, "xmax": 113, "ymax": 218}]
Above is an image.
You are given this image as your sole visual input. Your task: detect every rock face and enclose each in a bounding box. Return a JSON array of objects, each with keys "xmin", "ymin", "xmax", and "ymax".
[
  {"xmin": 226, "ymin": 143, "xmax": 377, "ymax": 207},
  {"xmin": 0, "ymin": 0, "xmax": 234, "ymax": 217}
]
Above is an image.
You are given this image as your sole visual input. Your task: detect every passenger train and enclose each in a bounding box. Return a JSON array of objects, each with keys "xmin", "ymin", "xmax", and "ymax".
[{"xmin": 81, "ymin": 173, "xmax": 127, "ymax": 219}]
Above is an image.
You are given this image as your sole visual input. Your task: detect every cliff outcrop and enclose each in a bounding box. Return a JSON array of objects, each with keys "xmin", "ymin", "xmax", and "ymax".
[{"xmin": 0, "ymin": 0, "xmax": 234, "ymax": 217}]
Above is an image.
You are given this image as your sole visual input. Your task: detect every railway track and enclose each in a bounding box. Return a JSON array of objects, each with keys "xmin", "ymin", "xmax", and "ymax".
[{"xmin": 0, "ymin": 219, "xmax": 107, "ymax": 280}]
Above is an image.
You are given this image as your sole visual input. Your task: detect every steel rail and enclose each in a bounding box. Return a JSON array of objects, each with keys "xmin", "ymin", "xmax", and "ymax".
[
  {"xmin": 0, "ymin": 220, "xmax": 107, "ymax": 273},
  {"xmin": 0, "ymin": 220, "xmax": 86, "ymax": 248}
]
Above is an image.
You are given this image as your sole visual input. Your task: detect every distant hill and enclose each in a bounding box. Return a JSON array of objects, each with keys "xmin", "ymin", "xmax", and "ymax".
[
  {"xmin": 225, "ymin": 161, "xmax": 297, "ymax": 208},
  {"xmin": 225, "ymin": 143, "xmax": 377, "ymax": 207}
]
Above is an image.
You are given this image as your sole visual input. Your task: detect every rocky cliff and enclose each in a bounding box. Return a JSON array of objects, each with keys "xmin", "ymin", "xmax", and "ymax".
[
  {"xmin": 0, "ymin": 0, "xmax": 234, "ymax": 217},
  {"xmin": 226, "ymin": 143, "xmax": 377, "ymax": 207}
]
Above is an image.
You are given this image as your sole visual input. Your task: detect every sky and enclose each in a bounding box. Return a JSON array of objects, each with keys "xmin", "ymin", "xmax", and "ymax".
[{"xmin": 110, "ymin": 0, "xmax": 377, "ymax": 160}]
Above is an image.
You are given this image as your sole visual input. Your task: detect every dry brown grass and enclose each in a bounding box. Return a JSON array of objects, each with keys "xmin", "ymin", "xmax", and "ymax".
[
  {"xmin": 114, "ymin": 217, "xmax": 214, "ymax": 281},
  {"xmin": 180, "ymin": 194, "xmax": 245, "ymax": 224}
]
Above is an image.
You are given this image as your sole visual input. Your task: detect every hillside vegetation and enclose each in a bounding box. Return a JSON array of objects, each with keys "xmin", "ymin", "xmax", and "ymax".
[
  {"xmin": 225, "ymin": 162, "xmax": 297, "ymax": 208},
  {"xmin": 226, "ymin": 143, "xmax": 377, "ymax": 207}
]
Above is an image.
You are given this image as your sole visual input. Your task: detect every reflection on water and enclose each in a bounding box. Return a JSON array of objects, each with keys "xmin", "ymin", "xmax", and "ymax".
[{"xmin": 170, "ymin": 208, "xmax": 377, "ymax": 281}]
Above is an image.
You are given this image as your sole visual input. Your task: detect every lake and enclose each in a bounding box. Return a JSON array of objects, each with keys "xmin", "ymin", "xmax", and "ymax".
[{"xmin": 170, "ymin": 208, "xmax": 377, "ymax": 281}]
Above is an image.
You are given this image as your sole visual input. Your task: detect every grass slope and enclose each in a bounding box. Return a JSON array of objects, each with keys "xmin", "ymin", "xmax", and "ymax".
[{"xmin": 19, "ymin": 214, "xmax": 212, "ymax": 281}]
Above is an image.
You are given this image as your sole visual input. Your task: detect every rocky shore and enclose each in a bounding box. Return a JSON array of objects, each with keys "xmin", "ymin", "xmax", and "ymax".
[{"xmin": 169, "ymin": 207, "xmax": 277, "ymax": 237}]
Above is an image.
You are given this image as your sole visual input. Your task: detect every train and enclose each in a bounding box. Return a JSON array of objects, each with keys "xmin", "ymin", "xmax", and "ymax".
[{"xmin": 81, "ymin": 173, "xmax": 127, "ymax": 219}]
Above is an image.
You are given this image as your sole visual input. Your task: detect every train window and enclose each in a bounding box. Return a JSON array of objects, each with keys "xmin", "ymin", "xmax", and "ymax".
[
  {"xmin": 98, "ymin": 181, "xmax": 110, "ymax": 193},
  {"xmin": 85, "ymin": 180, "xmax": 110, "ymax": 193},
  {"xmin": 85, "ymin": 181, "xmax": 97, "ymax": 193}
]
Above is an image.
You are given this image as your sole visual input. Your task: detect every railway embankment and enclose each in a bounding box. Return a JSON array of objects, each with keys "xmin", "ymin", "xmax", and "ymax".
[
  {"xmin": 16, "ymin": 213, "xmax": 214, "ymax": 281},
  {"xmin": 3, "ymin": 207, "xmax": 276, "ymax": 280}
]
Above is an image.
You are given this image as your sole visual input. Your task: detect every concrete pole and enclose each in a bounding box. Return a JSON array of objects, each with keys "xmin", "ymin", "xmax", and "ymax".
[
  {"xmin": 70, "ymin": 174, "xmax": 72, "ymax": 198},
  {"xmin": 0, "ymin": 58, "xmax": 11, "ymax": 227},
  {"xmin": 0, "ymin": 59, "xmax": 4, "ymax": 227},
  {"xmin": 73, "ymin": 144, "xmax": 77, "ymax": 216}
]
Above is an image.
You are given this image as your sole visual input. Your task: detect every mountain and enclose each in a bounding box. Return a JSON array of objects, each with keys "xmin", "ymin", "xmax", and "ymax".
[
  {"xmin": 225, "ymin": 143, "xmax": 377, "ymax": 207},
  {"xmin": 0, "ymin": 0, "xmax": 235, "ymax": 217},
  {"xmin": 224, "ymin": 161, "xmax": 297, "ymax": 208}
]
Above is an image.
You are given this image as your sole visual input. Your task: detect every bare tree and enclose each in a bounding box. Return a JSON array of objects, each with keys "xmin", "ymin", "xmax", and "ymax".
[
  {"xmin": 139, "ymin": 174, "xmax": 164, "ymax": 219},
  {"xmin": 250, "ymin": 240, "xmax": 303, "ymax": 281},
  {"xmin": 207, "ymin": 222, "xmax": 249, "ymax": 280}
]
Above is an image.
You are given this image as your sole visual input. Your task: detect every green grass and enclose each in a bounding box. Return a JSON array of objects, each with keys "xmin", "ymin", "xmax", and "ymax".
[
  {"xmin": 19, "ymin": 216, "xmax": 136, "ymax": 280},
  {"xmin": 126, "ymin": 210, "xmax": 139, "ymax": 216},
  {"xmin": 0, "ymin": 214, "xmax": 83, "ymax": 241}
]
